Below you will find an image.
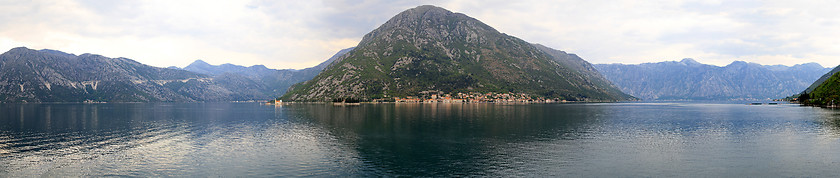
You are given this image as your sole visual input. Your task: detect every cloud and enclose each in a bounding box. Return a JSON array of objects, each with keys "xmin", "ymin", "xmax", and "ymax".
[
  {"xmin": 0, "ymin": 0, "xmax": 838, "ymax": 69},
  {"xmin": 442, "ymin": 0, "xmax": 840, "ymax": 67}
]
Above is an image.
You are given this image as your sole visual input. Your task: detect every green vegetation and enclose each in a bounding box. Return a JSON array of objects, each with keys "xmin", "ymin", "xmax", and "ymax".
[
  {"xmin": 281, "ymin": 5, "xmax": 631, "ymax": 102},
  {"xmin": 801, "ymin": 70, "xmax": 840, "ymax": 107},
  {"xmin": 332, "ymin": 97, "xmax": 361, "ymax": 103}
]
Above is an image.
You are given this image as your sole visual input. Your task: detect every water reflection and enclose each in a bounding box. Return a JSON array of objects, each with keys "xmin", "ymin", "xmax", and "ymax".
[
  {"xmin": 283, "ymin": 103, "xmax": 840, "ymax": 177},
  {"xmin": 1, "ymin": 103, "xmax": 840, "ymax": 176},
  {"xmin": 283, "ymin": 103, "xmax": 606, "ymax": 176},
  {"xmin": 811, "ymin": 108, "xmax": 840, "ymax": 137},
  {"xmin": 0, "ymin": 104, "xmax": 117, "ymax": 132},
  {"xmin": 0, "ymin": 103, "xmax": 361, "ymax": 176},
  {"xmin": 289, "ymin": 103, "xmax": 604, "ymax": 139}
]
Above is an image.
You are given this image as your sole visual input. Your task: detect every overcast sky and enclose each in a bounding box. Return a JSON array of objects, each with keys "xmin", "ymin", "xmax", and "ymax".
[{"xmin": 1, "ymin": 0, "xmax": 839, "ymax": 69}]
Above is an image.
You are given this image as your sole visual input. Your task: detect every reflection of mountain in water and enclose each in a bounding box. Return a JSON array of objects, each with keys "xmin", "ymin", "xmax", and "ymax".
[
  {"xmin": 0, "ymin": 103, "xmax": 361, "ymax": 176},
  {"xmin": 287, "ymin": 103, "xmax": 606, "ymax": 138},
  {"xmin": 4, "ymin": 103, "xmax": 840, "ymax": 176},
  {"xmin": 282, "ymin": 103, "xmax": 606, "ymax": 176}
]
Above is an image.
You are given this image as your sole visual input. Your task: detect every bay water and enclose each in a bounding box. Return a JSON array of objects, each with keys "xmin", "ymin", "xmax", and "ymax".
[{"xmin": 1, "ymin": 102, "xmax": 839, "ymax": 176}]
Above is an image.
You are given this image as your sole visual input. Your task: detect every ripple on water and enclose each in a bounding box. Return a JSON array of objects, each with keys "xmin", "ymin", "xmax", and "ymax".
[
  {"xmin": 0, "ymin": 120, "xmax": 196, "ymax": 175},
  {"xmin": 1, "ymin": 103, "xmax": 840, "ymax": 176}
]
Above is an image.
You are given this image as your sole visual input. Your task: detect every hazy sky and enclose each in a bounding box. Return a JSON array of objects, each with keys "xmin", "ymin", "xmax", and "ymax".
[{"xmin": 1, "ymin": 0, "xmax": 839, "ymax": 69}]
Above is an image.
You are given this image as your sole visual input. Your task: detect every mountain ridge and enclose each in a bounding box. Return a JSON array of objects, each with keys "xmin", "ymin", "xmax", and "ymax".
[
  {"xmin": 803, "ymin": 64, "xmax": 840, "ymax": 94},
  {"xmin": 181, "ymin": 47, "xmax": 354, "ymax": 96},
  {"xmin": 799, "ymin": 65, "xmax": 840, "ymax": 107},
  {"xmin": 282, "ymin": 5, "xmax": 632, "ymax": 101},
  {"xmin": 0, "ymin": 47, "xmax": 268, "ymax": 102},
  {"xmin": 595, "ymin": 60, "xmax": 832, "ymax": 100}
]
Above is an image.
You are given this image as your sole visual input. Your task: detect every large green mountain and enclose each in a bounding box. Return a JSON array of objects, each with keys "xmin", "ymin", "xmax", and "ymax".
[
  {"xmin": 800, "ymin": 65, "xmax": 840, "ymax": 107},
  {"xmin": 282, "ymin": 5, "xmax": 632, "ymax": 101},
  {"xmin": 803, "ymin": 65, "xmax": 840, "ymax": 94},
  {"xmin": 0, "ymin": 47, "xmax": 267, "ymax": 102}
]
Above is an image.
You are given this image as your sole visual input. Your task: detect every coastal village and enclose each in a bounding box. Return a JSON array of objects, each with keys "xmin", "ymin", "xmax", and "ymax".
[
  {"xmin": 383, "ymin": 92, "xmax": 566, "ymax": 103},
  {"xmin": 268, "ymin": 92, "xmax": 567, "ymax": 105}
]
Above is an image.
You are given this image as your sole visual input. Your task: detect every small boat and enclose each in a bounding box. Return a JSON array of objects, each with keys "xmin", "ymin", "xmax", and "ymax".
[
  {"xmin": 749, "ymin": 103, "xmax": 763, "ymax": 105},
  {"xmin": 767, "ymin": 103, "xmax": 779, "ymax": 105}
]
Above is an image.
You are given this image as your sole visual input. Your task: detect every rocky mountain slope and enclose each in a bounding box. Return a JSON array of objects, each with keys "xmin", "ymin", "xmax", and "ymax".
[
  {"xmin": 0, "ymin": 47, "xmax": 266, "ymax": 102},
  {"xmin": 800, "ymin": 65, "xmax": 840, "ymax": 107},
  {"xmin": 595, "ymin": 59, "xmax": 831, "ymax": 100},
  {"xmin": 282, "ymin": 5, "xmax": 632, "ymax": 101},
  {"xmin": 802, "ymin": 65, "xmax": 840, "ymax": 94},
  {"xmin": 182, "ymin": 47, "xmax": 353, "ymax": 96}
]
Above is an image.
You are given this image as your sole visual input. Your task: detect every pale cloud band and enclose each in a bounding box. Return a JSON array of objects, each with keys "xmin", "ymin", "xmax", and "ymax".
[{"xmin": 1, "ymin": 0, "xmax": 837, "ymax": 69}]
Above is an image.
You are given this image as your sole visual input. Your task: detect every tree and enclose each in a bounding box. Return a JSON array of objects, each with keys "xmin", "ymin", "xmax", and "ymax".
[{"xmin": 799, "ymin": 93, "xmax": 811, "ymax": 103}]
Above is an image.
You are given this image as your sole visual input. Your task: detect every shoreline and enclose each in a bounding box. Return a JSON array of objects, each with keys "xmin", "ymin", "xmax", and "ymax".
[
  {"xmin": 265, "ymin": 100, "xmax": 623, "ymax": 105},
  {"xmin": 0, "ymin": 100, "xmax": 269, "ymax": 104}
]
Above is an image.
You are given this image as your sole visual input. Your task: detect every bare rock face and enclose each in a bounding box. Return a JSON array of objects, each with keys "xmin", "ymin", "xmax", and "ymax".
[
  {"xmin": 282, "ymin": 5, "xmax": 632, "ymax": 102},
  {"xmin": 0, "ymin": 47, "xmax": 266, "ymax": 102},
  {"xmin": 595, "ymin": 59, "xmax": 832, "ymax": 100}
]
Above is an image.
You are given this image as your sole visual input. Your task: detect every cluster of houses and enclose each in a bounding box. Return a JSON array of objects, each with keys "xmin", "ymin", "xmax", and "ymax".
[
  {"xmin": 267, "ymin": 92, "xmax": 570, "ymax": 104},
  {"xmin": 391, "ymin": 92, "xmax": 565, "ymax": 103}
]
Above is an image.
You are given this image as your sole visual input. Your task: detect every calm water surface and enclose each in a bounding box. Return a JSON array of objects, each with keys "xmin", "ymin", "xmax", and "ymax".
[{"xmin": 1, "ymin": 102, "xmax": 839, "ymax": 176}]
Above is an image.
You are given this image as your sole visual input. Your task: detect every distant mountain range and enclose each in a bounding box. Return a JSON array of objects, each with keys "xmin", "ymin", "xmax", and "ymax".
[
  {"xmin": 595, "ymin": 59, "xmax": 832, "ymax": 100},
  {"xmin": 0, "ymin": 47, "xmax": 351, "ymax": 102},
  {"xmin": 179, "ymin": 47, "xmax": 353, "ymax": 96},
  {"xmin": 0, "ymin": 47, "xmax": 267, "ymax": 102},
  {"xmin": 5, "ymin": 5, "xmax": 832, "ymax": 103},
  {"xmin": 281, "ymin": 5, "xmax": 631, "ymax": 101}
]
